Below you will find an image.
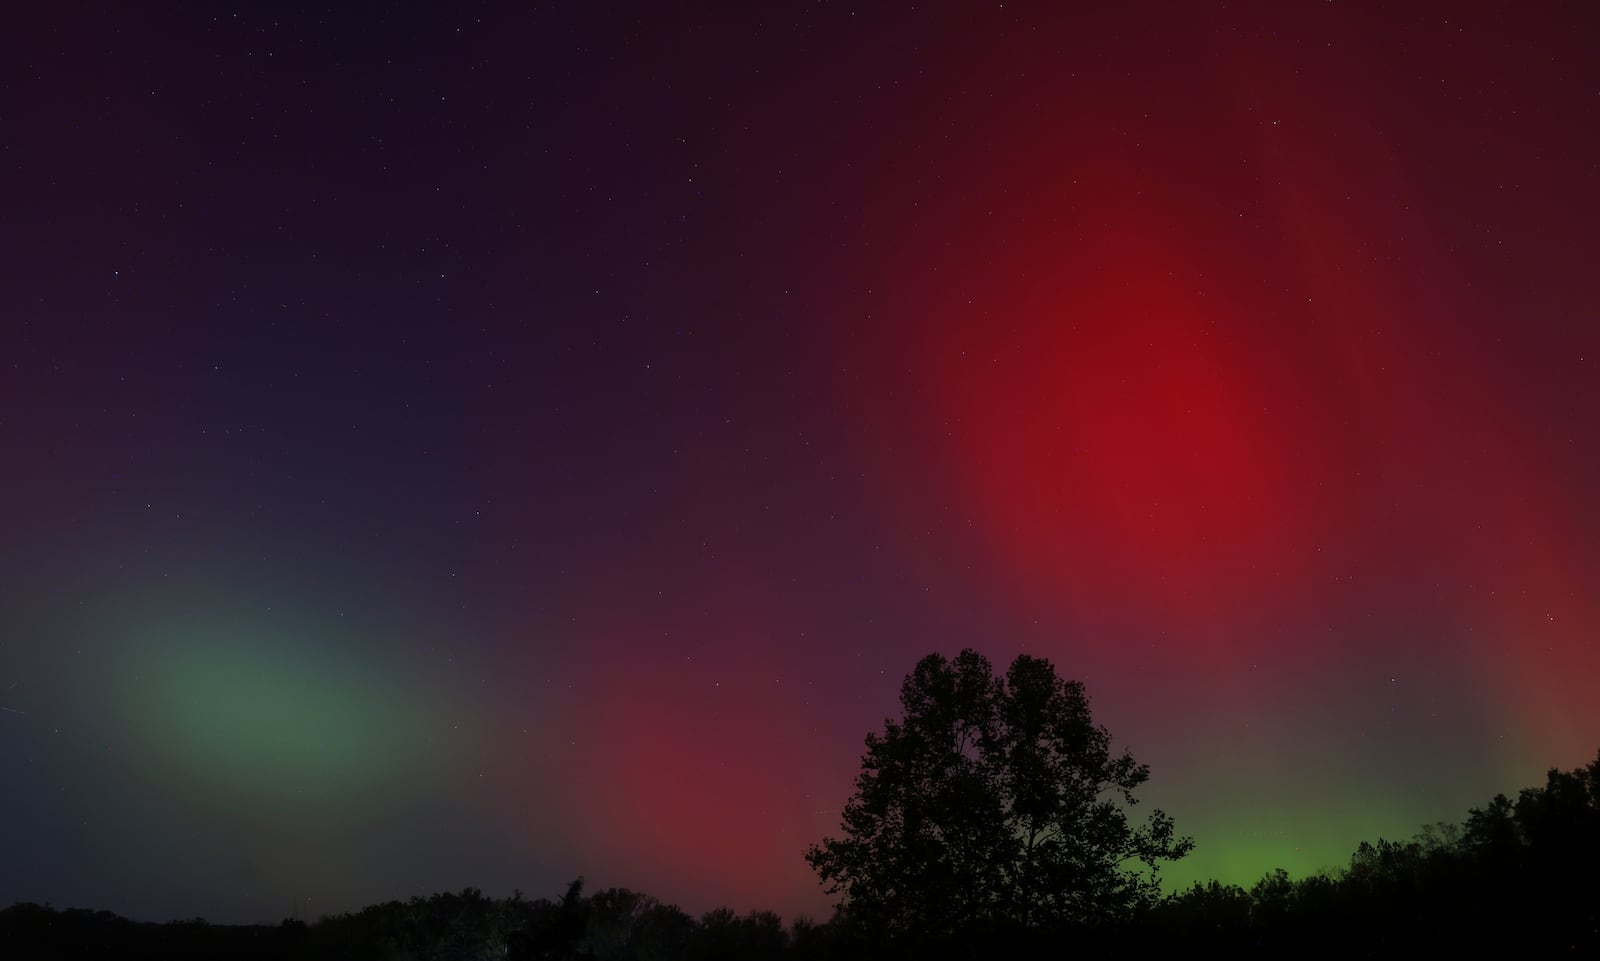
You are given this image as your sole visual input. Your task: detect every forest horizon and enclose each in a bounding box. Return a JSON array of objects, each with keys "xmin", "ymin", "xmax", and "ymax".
[{"xmin": 6, "ymin": 742, "xmax": 1598, "ymax": 958}]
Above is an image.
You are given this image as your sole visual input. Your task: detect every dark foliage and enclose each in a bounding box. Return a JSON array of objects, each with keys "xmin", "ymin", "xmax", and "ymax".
[
  {"xmin": 805, "ymin": 649, "xmax": 1194, "ymax": 935},
  {"xmin": 1148, "ymin": 748, "xmax": 1600, "ymax": 958},
  {"xmin": 3, "ymin": 749, "xmax": 1595, "ymax": 959}
]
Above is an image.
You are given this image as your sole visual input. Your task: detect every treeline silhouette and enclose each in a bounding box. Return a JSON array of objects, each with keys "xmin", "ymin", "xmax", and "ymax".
[{"xmin": 4, "ymin": 750, "xmax": 1596, "ymax": 960}]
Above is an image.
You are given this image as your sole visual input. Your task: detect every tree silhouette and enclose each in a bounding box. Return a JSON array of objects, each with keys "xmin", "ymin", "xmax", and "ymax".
[
  {"xmin": 6, "ymin": 749, "xmax": 1598, "ymax": 961},
  {"xmin": 805, "ymin": 649, "xmax": 1192, "ymax": 936}
]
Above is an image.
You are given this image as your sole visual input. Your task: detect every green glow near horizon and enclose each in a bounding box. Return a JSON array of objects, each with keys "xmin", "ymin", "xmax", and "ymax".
[
  {"xmin": 1156, "ymin": 802, "xmax": 1461, "ymax": 893},
  {"xmin": 118, "ymin": 619, "xmax": 423, "ymax": 798}
]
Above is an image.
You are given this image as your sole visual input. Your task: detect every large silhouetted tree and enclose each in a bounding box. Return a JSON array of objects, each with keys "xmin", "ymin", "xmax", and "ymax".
[{"xmin": 806, "ymin": 649, "xmax": 1193, "ymax": 936}]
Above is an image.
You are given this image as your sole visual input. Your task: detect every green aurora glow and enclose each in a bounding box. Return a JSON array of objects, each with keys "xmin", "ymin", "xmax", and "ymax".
[{"xmin": 115, "ymin": 617, "xmax": 434, "ymax": 799}]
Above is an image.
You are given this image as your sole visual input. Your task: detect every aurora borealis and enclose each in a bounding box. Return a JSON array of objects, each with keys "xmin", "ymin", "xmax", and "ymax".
[{"xmin": 2, "ymin": 0, "xmax": 1597, "ymax": 926}]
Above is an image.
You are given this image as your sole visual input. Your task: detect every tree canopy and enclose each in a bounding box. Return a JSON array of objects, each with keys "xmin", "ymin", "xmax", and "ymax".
[
  {"xmin": 3, "ymin": 747, "xmax": 1597, "ymax": 959},
  {"xmin": 805, "ymin": 649, "xmax": 1192, "ymax": 934}
]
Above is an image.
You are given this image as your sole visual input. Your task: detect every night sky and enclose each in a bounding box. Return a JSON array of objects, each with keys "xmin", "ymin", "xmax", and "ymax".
[{"xmin": 3, "ymin": 1, "xmax": 1597, "ymax": 926}]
